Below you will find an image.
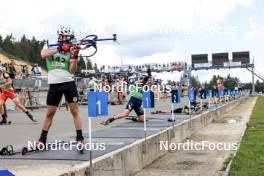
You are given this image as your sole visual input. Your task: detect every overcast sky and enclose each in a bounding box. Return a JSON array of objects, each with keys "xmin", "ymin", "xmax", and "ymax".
[{"xmin": 0, "ymin": 0, "xmax": 263, "ymax": 83}]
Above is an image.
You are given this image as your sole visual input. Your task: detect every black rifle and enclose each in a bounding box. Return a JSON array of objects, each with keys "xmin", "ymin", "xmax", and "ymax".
[{"xmin": 48, "ymin": 34, "xmax": 117, "ymax": 57}]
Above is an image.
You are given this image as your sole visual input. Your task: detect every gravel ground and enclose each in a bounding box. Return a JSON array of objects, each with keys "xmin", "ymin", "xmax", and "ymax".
[{"xmin": 135, "ymin": 97, "xmax": 256, "ymax": 176}]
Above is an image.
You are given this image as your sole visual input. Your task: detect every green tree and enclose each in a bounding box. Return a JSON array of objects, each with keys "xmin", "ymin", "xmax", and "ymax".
[
  {"xmin": 255, "ymin": 80, "xmax": 264, "ymax": 93},
  {"xmin": 2, "ymin": 34, "xmax": 15, "ymax": 54},
  {"xmin": 86, "ymin": 58, "xmax": 93, "ymax": 70},
  {"xmin": 0, "ymin": 33, "xmax": 46, "ymax": 69},
  {"xmin": 190, "ymin": 76, "xmax": 201, "ymax": 89},
  {"xmin": 93, "ymin": 63, "xmax": 98, "ymax": 72},
  {"xmin": 203, "ymin": 81, "xmax": 210, "ymax": 90},
  {"xmin": 0, "ymin": 34, "xmax": 3, "ymax": 47},
  {"xmin": 223, "ymin": 74, "xmax": 240, "ymax": 90},
  {"xmin": 208, "ymin": 75, "xmax": 222, "ymax": 90},
  {"xmin": 77, "ymin": 56, "xmax": 86, "ymax": 72}
]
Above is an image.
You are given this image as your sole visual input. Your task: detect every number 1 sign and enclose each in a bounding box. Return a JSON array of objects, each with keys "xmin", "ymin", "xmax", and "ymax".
[
  {"xmin": 0, "ymin": 170, "xmax": 15, "ymax": 176},
  {"xmin": 87, "ymin": 91, "xmax": 108, "ymax": 117},
  {"xmin": 143, "ymin": 90, "xmax": 155, "ymax": 108},
  {"xmin": 87, "ymin": 91, "xmax": 108, "ymax": 175},
  {"xmin": 142, "ymin": 90, "xmax": 154, "ymax": 153}
]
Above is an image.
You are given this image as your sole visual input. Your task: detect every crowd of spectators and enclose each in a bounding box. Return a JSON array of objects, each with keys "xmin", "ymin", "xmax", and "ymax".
[
  {"xmin": 77, "ymin": 72, "xmax": 185, "ymax": 105},
  {"xmin": 0, "ymin": 59, "xmax": 42, "ymax": 80},
  {"xmin": 98, "ymin": 62, "xmax": 187, "ymax": 73},
  {"xmin": 0, "ymin": 60, "xmax": 17, "ymax": 79}
]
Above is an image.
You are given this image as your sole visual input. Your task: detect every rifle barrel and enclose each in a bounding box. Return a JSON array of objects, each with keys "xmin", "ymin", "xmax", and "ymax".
[
  {"xmin": 48, "ymin": 34, "xmax": 116, "ymax": 48},
  {"xmin": 96, "ymin": 38, "xmax": 116, "ymax": 41}
]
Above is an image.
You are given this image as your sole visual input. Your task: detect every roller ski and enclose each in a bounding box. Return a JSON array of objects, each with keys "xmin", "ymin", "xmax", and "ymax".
[
  {"xmin": 25, "ymin": 111, "xmax": 37, "ymax": 122},
  {"xmin": 76, "ymin": 140, "xmax": 85, "ymax": 154},
  {"xmin": 0, "ymin": 145, "xmax": 19, "ymax": 155},
  {"xmin": 0, "ymin": 117, "xmax": 11, "ymax": 125},
  {"xmin": 126, "ymin": 116, "xmax": 148, "ymax": 122},
  {"xmin": 21, "ymin": 140, "xmax": 66, "ymax": 155}
]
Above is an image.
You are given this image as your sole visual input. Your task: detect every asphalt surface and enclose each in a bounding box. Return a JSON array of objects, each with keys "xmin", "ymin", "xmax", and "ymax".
[{"xmin": 0, "ymin": 97, "xmax": 190, "ymax": 167}]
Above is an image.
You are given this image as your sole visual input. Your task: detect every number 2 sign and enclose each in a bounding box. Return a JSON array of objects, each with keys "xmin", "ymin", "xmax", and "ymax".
[{"xmin": 171, "ymin": 89, "xmax": 181, "ymax": 103}]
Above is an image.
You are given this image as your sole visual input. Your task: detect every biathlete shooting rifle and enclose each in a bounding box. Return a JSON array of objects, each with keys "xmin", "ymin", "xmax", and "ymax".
[{"xmin": 48, "ymin": 34, "xmax": 117, "ymax": 57}]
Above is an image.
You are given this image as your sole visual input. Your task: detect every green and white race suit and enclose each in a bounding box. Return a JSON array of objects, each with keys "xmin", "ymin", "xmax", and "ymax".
[{"xmin": 44, "ymin": 44, "xmax": 74, "ymax": 84}]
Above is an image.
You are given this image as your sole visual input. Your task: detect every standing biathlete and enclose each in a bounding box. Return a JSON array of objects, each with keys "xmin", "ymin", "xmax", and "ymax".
[
  {"xmin": 37, "ymin": 27, "xmax": 84, "ymax": 147},
  {"xmin": 0, "ymin": 66, "xmax": 36, "ymax": 124}
]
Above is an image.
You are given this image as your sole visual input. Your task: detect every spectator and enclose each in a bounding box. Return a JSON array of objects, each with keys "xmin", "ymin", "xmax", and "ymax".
[
  {"xmin": 3, "ymin": 63, "xmax": 8, "ymax": 72},
  {"xmin": 31, "ymin": 63, "xmax": 42, "ymax": 76},
  {"xmin": 31, "ymin": 63, "xmax": 42, "ymax": 89},
  {"xmin": 21, "ymin": 65, "xmax": 29, "ymax": 79},
  {"xmin": 87, "ymin": 77, "xmax": 97, "ymax": 91},
  {"xmin": 8, "ymin": 60, "xmax": 16, "ymax": 79}
]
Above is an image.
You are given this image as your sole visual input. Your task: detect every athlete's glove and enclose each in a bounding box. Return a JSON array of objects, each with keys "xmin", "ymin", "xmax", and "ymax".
[
  {"xmin": 57, "ymin": 43, "xmax": 71, "ymax": 52},
  {"xmin": 71, "ymin": 46, "xmax": 81, "ymax": 59}
]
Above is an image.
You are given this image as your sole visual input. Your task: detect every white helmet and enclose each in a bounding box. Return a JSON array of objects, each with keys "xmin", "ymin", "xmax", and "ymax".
[{"xmin": 57, "ymin": 26, "xmax": 74, "ymax": 36}]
